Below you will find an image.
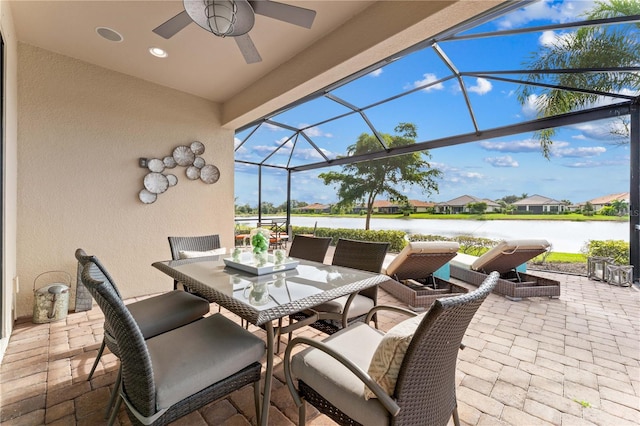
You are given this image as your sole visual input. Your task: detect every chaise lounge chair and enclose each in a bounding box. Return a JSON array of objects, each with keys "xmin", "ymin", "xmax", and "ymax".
[
  {"xmin": 449, "ymin": 239, "xmax": 561, "ymax": 300},
  {"xmin": 380, "ymin": 241, "xmax": 468, "ymax": 311}
]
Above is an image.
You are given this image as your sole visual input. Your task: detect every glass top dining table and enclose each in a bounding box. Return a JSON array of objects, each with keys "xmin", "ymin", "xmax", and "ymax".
[
  {"xmin": 152, "ymin": 254, "xmax": 390, "ymax": 326},
  {"xmin": 152, "ymin": 254, "xmax": 391, "ymax": 426}
]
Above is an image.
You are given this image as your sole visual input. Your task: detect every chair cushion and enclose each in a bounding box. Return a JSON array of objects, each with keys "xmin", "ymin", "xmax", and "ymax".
[
  {"xmin": 127, "ymin": 290, "xmax": 210, "ymax": 339},
  {"xmin": 178, "ymin": 248, "xmax": 226, "ymax": 259},
  {"xmin": 291, "ymin": 322, "xmax": 391, "ymax": 426},
  {"xmin": 313, "ymin": 294, "xmax": 374, "ymax": 318},
  {"xmin": 471, "ymin": 239, "xmax": 549, "ymax": 273},
  {"xmin": 147, "ymin": 313, "xmax": 265, "ymax": 410},
  {"xmin": 449, "ymin": 252, "xmax": 478, "ymax": 270},
  {"xmin": 383, "ymin": 241, "xmax": 459, "ymax": 277},
  {"xmin": 364, "ymin": 313, "xmax": 425, "ymax": 400}
]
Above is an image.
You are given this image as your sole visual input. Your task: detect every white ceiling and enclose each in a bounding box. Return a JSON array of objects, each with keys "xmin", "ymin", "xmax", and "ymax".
[
  {"xmin": 10, "ymin": 1, "xmax": 373, "ymax": 102},
  {"xmin": 9, "ymin": 1, "xmax": 506, "ymax": 128}
]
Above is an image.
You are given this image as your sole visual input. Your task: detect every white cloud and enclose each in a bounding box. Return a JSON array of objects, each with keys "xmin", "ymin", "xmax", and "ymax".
[
  {"xmin": 411, "ymin": 73, "xmax": 445, "ymax": 92},
  {"xmin": 369, "ymin": 69, "xmax": 383, "ymax": 77},
  {"xmin": 552, "ymin": 146, "xmax": 606, "ymax": 158},
  {"xmin": 484, "ymin": 155, "xmax": 519, "ymax": 167},
  {"xmin": 497, "ymin": 0, "xmax": 596, "ymax": 30},
  {"xmin": 467, "ymin": 78, "xmax": 492, "ymax": 95},
  {"xmin": 479, "ymin": 139, "xmax": 561, "ymax": 153},
  {"xmin": 302, "ymin": 126, "xmax": 333, "ymax": 138},
  {"xmin": 522, "ymin": 93, "xmax": 548, "ymax": 118}
]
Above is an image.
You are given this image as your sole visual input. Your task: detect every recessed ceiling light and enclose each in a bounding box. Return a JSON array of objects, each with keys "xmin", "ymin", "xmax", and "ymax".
[
  {"xmin": 96, "ymin": 27, "xmax": 123, "ymax": 42},
  {"xmin": 149, "ymin": 47, "xmax": 168, "ymax": 58}
]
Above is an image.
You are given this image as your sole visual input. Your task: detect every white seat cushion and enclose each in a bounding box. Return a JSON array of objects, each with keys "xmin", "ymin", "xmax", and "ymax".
[
  {"xmin": 291, "ymin": 322, "xmax": 391, "ymax": 426},
  {"xmin": 313, "ymin": 294, "xmax": 374, "ymax": 318},
  {"xmin": 147, "ymin": 313, "xmax": 265, "ymax": 410}
]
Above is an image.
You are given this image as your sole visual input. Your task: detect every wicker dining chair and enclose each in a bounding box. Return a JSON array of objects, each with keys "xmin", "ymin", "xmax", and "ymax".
[
  {"xmin": 75, "ymin": 249, "xmax": 211, "ymax": 417},
  {"xmin": 287, "ymin": 235, "xmax": 332, "ymax": 263},
  {"xmin": 81, "ymin": 258, "xmax": 266, "ymax": 426},
  {"xmin": 289, "ymin": 239, "xmax": 390, "ymax": 336},
  {"xmin": 284, "ymin": 272, "xmax": 499, "ymax": 426},
  {"xmin": 168, "ymin": 234, "xmax": 222, "ymax": 290}
]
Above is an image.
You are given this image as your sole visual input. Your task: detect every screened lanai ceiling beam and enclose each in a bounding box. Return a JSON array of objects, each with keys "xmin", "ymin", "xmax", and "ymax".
[
  {"xmin": 446, "ymin": 14, "xmax": 640, "ymax": 42},
  {"xmin": 464, "ymin": 72, "xmax": 639, "ymax": 100},
  {"xmin": 259, "ymin": 132, "xmax": 296, "ymax": 166},
  {"xmin": 235, "ymin": 159, "xmax": 288, "ymax": 170},
  {"xmin": 298, "ymin": 131, "xmax": 332, "ymax": 163},
  {"xmin": 235, "ymin": 122, "xmax": 261, "ymax": 152},
  {"xmin": 432, "ymin": 43, "xmax": 480, "ymax": 134},
  {"xmin": 469, "ymin": 66, "xmax": 640, "ymax": 77},
  {"xmin": 325, "ymin": 93, "xmax": 387, "ymax": 150},
  {"xmin": 289, "ymin": 102, "xmax": 632, "ymax": 172}
]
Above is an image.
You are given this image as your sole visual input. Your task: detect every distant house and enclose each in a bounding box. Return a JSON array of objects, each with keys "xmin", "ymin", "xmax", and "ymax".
[
  {"xmin": 512, "ymin": 194, "xmax": 567, "ymax": 213},
  {"xmin": 582, "ymin": 192, "xmax": 629, "ymax": 213},
  {"xmin": 296, "ymin": 203, "xmax": 331, "ymax": 214},
  {"xmin": 353, "ymin": 199, "xmax": 436, "ymax": 214},
  {"xmin": 436, "ymin": 195, "xmax": 500, "ymax": 213}
]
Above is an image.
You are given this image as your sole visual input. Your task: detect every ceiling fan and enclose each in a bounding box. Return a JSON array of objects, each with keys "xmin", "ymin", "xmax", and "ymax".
[{"xmin": 153, "ymin": 0, "xmax": 317, "ymax": 64}]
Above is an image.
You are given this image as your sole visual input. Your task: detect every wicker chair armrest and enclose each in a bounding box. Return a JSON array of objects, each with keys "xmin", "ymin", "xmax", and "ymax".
[
  {"xmin": 365, "ymin": 305, "xmax": 418, "ymax": 323},
  {"xmin": 284, "ymin": 336, "xmax": 401, "ymax": 417}
]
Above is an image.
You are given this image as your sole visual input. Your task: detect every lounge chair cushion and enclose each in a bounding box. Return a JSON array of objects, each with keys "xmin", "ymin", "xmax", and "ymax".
[
  {"xmin": 364, "ymin": 313, "xmax": 425, "ymax": 399},
  {"xmin": 147, "ymin": 313, "xmax": 265, "ymax": 410},
  {"xmin": 450, "ymin": 239, "xmax": 550, "ymax": 274},
  {"xmin": 178, "ymin": 248, "xmax": 226, "ymax": 259},
  {"xmin": 383, "ymin": 241, "xmax": 459, "ymax": 277},
  {"xmin": 291, "ymin": 322, "xmax": 390, "ymax": 426}
]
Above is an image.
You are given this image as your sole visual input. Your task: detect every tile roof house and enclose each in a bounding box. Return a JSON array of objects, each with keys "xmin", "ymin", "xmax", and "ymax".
[
  {"xmin": 436, "ymin": 195, "xmax": 500, "ymax": 213},
  {"xmin": 296, "ymin": 203, "xmax": 332, "ymax": 214},
  {"xmin": 512, "ymin": 194, "xmax": 567, "ymax": 213},
  {"xmin": 353, "ymin": 200, "xmax": 436, "ymax": 214},
  {"xmin": 583, "ymin": 192, "xmax": 629, "ymax": 212}
]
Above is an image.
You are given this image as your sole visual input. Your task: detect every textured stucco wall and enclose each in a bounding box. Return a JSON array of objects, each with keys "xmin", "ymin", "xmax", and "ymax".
[{"xmin": 15, "ymin": 43, "xmax": 234, "ymax": 318}]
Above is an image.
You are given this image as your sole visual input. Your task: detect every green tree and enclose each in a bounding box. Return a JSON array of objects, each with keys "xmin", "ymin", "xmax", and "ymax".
[
  {"xmin": 583, "ymin": 201, "xmax": 595, "ymax": 216},
  {"xmin": 610, "ymin": 199, "xmax": 628, "ymax": 216},
  {"xmin": 467, "ymin": 201, "xmax": 488, "ymax": 215},
  {"xmin": 517, "ymin": 0, "xmax": 640, "ymax": 157},
  {"xmin": 319, "ymin": 123, "xmax": 441, "ymax": 230}
]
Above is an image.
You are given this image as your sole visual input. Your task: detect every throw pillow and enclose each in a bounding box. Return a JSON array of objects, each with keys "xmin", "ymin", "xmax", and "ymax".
[
  {"xmin": 178, "ymin": 248, "xmax": 226, "ymax": 259},
  {"xmin": 364, "ymin": 312, "xmax": 425, "ymax": 399}
]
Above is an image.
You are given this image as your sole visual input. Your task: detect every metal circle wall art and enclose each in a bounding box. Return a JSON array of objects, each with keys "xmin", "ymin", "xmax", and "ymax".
[{"xmin": 138, "ymin": 141, "xmax": 220, "ymax": 204}]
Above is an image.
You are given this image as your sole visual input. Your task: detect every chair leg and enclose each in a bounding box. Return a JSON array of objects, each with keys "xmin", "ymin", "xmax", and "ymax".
[
  {"xmin": 104, "ymin": 365, "xmax": 122, "ymax": 419},
  {"xmin": 87, "ymin": 339, "xmax": 106, "ymax": 381},
  {"xmin": 298, "ymin": 400, "xmax": 306, "ymax": 426},
  {"xmin": 452, "ymin": 405, "xmax": 461, "ymax": 426},
  {"xmin": 253, "ymin": 381, "xmax": 261, "ymax": 426},
  {"xmin": 107, "ymin": 392, "xmax": 122, "ymax": 426}
]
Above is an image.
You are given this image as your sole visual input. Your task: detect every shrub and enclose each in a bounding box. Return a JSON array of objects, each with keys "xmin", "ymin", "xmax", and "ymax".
[
  {"xmin": 292, "ymin": 226, "xmax": 407, "ymax": 252},
  {"xmin": 407, "ymin": 234, "xmax": 498, "ymax": 255},
  {"xmin": 581, "ymin": 239, "xmax": 629, "ymax": 265}
]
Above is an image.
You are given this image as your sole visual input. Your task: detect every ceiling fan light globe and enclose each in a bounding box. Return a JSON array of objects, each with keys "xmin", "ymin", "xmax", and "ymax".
[{"xmin": 205, "ymin": 0, "xmax": 237, "ymax": 37}]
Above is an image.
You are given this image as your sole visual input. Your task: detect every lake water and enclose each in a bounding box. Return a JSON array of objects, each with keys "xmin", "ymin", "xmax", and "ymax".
[{"xmin": 261, "ymin": 216, "xmax": 629, "ymax": 253}]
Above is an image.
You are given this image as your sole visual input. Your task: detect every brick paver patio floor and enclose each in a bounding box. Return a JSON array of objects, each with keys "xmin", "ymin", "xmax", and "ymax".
[{"xmin": 1, "ymin": 270, "xmax": 639, "ymax": 425}]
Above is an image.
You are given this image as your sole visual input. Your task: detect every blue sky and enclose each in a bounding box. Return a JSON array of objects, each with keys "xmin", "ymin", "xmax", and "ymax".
[{"xmin": 234, "ymin": 0, "xmax": 634, "ymax": 207}]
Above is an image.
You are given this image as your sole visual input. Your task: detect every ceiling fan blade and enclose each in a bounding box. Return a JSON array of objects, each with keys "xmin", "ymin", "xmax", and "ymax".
[
  {"xmin": 235, "ymin": 34, "xmax": 262, "ymax": 64},
  {"xmin": 250, "ymin": 1, "xmax": 316, "ymax": 29},
  {"xmin": 153, "ymin": 10, "xmax": 193, "ymax": 39}
]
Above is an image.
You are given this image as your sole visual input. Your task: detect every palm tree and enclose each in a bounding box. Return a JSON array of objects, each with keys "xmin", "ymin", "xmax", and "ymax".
[{"xmin": 517, "ymin": 0, "xmax": 640, "ymax": 157}]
